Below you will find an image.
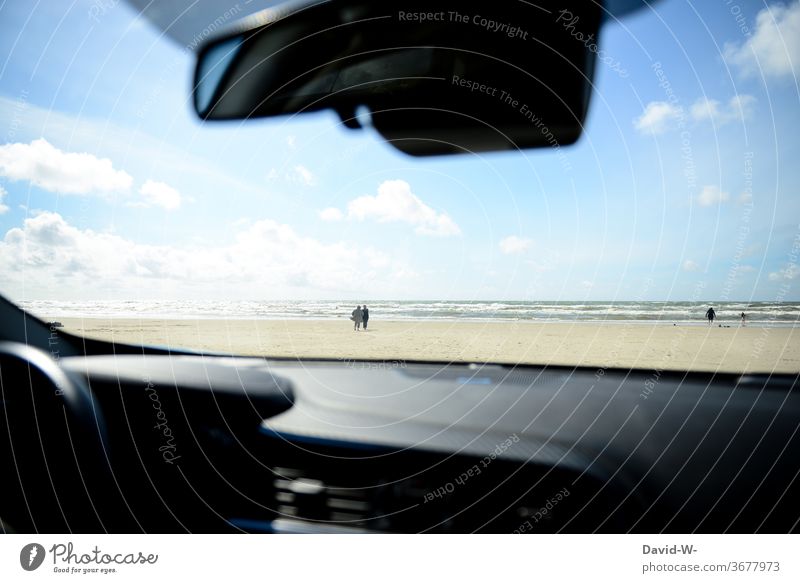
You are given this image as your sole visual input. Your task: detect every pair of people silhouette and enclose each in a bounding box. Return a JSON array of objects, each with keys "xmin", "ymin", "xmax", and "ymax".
[{"xmin": 351, "ymin": 305, "xmax": 370, "ymax": 331}]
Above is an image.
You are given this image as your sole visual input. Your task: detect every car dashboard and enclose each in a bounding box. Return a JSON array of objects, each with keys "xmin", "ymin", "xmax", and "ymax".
[{"xmin": 3, "ymin": 315, "xmax": 797, "ymax": 534}]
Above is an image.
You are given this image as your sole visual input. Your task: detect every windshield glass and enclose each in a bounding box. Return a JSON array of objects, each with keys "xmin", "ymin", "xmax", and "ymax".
[{"xmin": 1, "ymin": 1, "xmax": 798, "ymax": 373}]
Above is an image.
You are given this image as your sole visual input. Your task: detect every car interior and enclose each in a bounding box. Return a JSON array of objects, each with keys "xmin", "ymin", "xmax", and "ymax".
[{"xmin": 1, "ymin": 0, "xmax": 798, "ymax": 534}]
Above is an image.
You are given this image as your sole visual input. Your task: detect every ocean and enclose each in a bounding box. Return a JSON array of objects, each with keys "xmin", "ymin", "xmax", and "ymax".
[{"xmin": 18, "ymin": 300, "xmax": 800, "ymax": 327}]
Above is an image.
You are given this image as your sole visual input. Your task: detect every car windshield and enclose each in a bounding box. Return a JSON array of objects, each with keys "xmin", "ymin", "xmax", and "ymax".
[{"xmin": 0, "ymin": 1, "xmax": 798, "ymax": 374}]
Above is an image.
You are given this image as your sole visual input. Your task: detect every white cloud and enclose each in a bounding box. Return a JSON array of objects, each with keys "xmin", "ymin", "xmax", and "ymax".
[
  {"xmin": 769, "ymin": 263, "xmax": 800, "ymax": 281},
  {"xmin": 689, "ymin": 98, "xmax": 720, "ymax": 122},
  {"xmin": 499, "ymin": 235, "xmax": 533, "ymax": 255},
  {"xmin": 291, "ymin": 164, "xmax": 315, "ymax": 186},
  {"xmin": 0, "ymin": 212, "xmax": 393, "ymax": 296},
  {"xmin": 0, "ymin": 185, "xmax": 8, "ymax": 214},
  {"xmin": 690, "ymin": 95, "xmax": 756, "ymax": 125},
  {"xmin": 0, "ymin": 98, "xmax": 271, "ymax": 204},
  {"xmin": 697, "ymin": 185, "xmax": 730, "ymax": 207},
  {"xmin": 137, "ymin": 180, "xmax": 182, "ymax": 210},
  {"xmin": 724, "ymin": 0, "xmax": 800, "ymax": 79},
  {"xmin": 0, "ymin": 138, "xmax": 132, "ymax": 194},
  {"xmin": 634, "ymin": 102, "xmax": 682, "ymax": 134},
  {"xmin": 682, "ymin": 259, "xmax": 700, "ymax": 272},
  {"xmin": 319, "ymin": 207, "xmax": 344, "ymax": 221},
  {"xmin": 266, "ymin": 164, "xmax": 316, "ymax": 186},
  {"xmin": 728, "ymin": 94, "xmax": 757, "ymax": 119},
  {"xmin": 346, "ymin": 180, "xmax": 461, "ymax": 237},
  {"xmin": 637, "ymin": 95, "xmax": 754, "ymax": 136}
]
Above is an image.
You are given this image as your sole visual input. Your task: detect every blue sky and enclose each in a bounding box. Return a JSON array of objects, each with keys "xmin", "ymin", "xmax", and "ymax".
[{"xmin": 0, "ymin": 0, "xmax": 798, "ymax": 302}]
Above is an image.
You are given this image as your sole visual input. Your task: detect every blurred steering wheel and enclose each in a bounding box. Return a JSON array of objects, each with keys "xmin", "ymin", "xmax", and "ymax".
[{"xmin": 0, "ymin": 342, "xmax": 114, "ymax": 532}]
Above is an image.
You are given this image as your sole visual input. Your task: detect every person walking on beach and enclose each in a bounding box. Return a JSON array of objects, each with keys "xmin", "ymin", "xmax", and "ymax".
[
  {"xmin": 352, "ymin": 305, "xmax": 363, "ymax": 331},
  {"xmin": 740, "ymin": 311, "xmax": 746, "ymax": 326},
  {"xmin": 362, "ymin": 305, "xmax": 370, "ymax": 330},
  {"xmin": 705, "ymin": 306, "xmax": 716, "ymax": 326}
]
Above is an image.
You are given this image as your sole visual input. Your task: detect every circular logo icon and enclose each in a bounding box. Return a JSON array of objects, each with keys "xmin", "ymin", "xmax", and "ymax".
[{"xmin": 20, "ymin": 543, "xmax": 46, "ymax": 571}]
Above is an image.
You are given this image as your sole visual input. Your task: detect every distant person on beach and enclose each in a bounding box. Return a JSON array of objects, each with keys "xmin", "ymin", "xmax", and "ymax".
[
  {"xmin": 740, "ymin": 312, "xmax": 746, "ymax": 326},
  {"xmin": 351, "ymin": 305, "xmax": 363, "ymax": 331},
  {"xmin": 705, "ymin": 306, "xmax": 716, "ymax": 326},
  {"xmin": 362, "ymin": 305, "xmax": 370, "ymax": 330}
]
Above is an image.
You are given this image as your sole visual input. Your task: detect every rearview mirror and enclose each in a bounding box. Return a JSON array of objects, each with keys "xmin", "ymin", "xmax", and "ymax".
[{"xmin": 193, "ymin": 0, "xmax": 604, "ymax": 156}]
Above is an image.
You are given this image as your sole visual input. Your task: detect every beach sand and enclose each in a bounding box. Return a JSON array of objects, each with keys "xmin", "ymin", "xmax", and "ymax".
[{"xmin": 54, "ymin": 317, "xmax": 800, "ymax": 373}]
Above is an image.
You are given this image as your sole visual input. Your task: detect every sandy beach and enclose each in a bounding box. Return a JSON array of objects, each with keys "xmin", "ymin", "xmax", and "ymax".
[{"xmin": 54, "ymin": 318, "xmax": 800, "ymax": 373}]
